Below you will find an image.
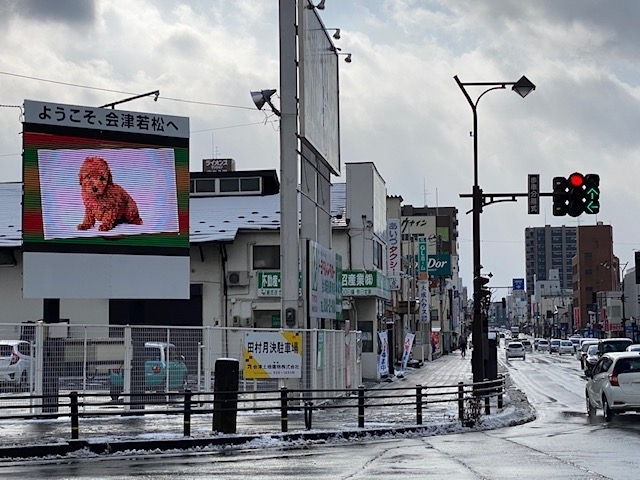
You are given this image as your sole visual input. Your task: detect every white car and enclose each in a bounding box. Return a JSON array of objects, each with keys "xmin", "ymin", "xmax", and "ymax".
[
  {"xmin": 558, "ymin": 340, "xmax": 574, "ymax": 355},
  {"xmin": 577, "ymin": 339, "xmax": 598, "ymax": 360},
  {"xmin": 505, "ymin": 341, "xmax": 526, "ymax": 360},
  {"xmin": 0, "ymin": 340, "xmax": 32, "ymax": 389},
  {"xmin": 537, "ymin": 339, "xmax": 550, "ymax": 352},
  {"xmin": 586, "ymin": 352, "xmax": 640, "ymax": 421}
]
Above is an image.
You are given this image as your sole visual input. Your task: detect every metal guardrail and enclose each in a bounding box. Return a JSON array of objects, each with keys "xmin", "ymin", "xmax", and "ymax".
[{"xmin": 0, "ymin": 375, "xmax": 506, "ymax": 442}]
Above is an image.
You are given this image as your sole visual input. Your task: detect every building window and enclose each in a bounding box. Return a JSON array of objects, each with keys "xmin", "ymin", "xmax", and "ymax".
[
  {"xmin": 253, "ymin": 245, "xmax": 280, "ymax": 269},
  {"xmin": 373, "ymin": 240, "xmax": 383, "ymax": 268},
  {"xmin": 220, "ymin": 178, "xmax": 239, "ymax": 192},
  {"xmin": 360, "ymin": 321, "xmax": 374, "ymax": 353},
  {"xmin": 190, "ymin": 178, "xmax": 216, "ymax": 194},
  {"xmin": 240, "ymin": 177, "xmax": 261, "ymax": 192}
]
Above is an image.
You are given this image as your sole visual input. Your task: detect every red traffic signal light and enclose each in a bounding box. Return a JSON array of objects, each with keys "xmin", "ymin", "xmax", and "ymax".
[{"xmin": 568, "ymin": 172, "xmax": 584, "ymax": 188}]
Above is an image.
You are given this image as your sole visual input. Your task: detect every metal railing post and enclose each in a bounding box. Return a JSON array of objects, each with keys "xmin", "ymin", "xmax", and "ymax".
[
  {"xmin": 183, "ymin": 389, "xmax": 192, "ymax": 437},
  {"xmin": 497, "ymin": 375, "xmax": 504, "ymax": 409},
  {"xmin": 280, "ymin": 387, "xmax": 288, "ymax": 433},
  {"xmin": 458, "ymin": 382, "xmax": 464, "ymax": 422},
  {"xmin": 416, "ymin": 385, "xmax": 423, "ymax": 425},
  {"xmin": 70, "ymin": 391, "xmax": 79, "ymax": 440},
  {"xmin": 357, "ymin": 385, "xmax": 365, "ymax": 428},
  {"xmin": 304, "ymin": 401, "xmax": 313, "ymax": 430},
  {"xmin": 484, "ymin": 379, "xmax": 490, "ymax": 415}
]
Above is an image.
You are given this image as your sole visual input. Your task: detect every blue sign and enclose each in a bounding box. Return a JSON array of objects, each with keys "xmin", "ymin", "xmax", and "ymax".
[{"xmin": 512, "ymin": 278, "xmax": 525, "ymax": 291}]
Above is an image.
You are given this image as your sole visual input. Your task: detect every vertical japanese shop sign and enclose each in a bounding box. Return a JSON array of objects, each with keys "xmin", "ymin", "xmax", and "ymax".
[
  {"xmin": 419, "ymin": 280, "xmax": 430, "ymax": 324},
  {"xmin": 418, "ymin": 239, "xmax": 428, "ymax": 280},
  {"xmin": 387, "ymin": 219, "xmax": 401, "ymax": 290},
  {"xmin": 309, "ymin": 240, "xmax": 338, "ymax": 319}
]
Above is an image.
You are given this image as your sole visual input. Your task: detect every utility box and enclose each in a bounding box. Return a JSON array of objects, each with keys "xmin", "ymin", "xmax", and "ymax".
[{"xmin": 486, "ymin": 335, "xmax": 498, "ymax": 381}]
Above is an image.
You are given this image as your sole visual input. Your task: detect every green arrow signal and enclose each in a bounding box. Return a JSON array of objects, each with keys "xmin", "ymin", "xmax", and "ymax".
[
  {"xmin": 586, "ymin": 187, "xmax": 599, "ymax": 199},
  {"xmin": 585, "ymin": 200, "xmax": 600, "ymax": 213}
]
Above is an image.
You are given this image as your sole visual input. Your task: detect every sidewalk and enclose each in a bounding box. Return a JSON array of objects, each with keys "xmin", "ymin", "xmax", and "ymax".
[{"xmin": 0, "ymin": 349, "xmax": 534, "ymax": 458}]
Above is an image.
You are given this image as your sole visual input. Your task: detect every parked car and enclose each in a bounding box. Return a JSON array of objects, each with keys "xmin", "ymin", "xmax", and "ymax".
[
  {"xmin": 110, "ymin": 342, "xmax": 188, "ymax": 400},
  {"xmin": 0, "ymin": 340, "xmax": 32, "ymax": 390},
  {"xmin": 598, "ymin": 338, "xmax": 633, "ymax": 355},
  {"xmin": 583, "ymin": 344, "xmax": 600, "ymax": 375},
  {"xmin": 521, "ymin": 339, "xmax": 533, "ymax": 352},
  {"xmin": 626, "ymin": 344, "xmax": 640, "ymax": 352},
  {"xmin": 568, "ymin": 336, "xmax": 582, "ymax": 352},
  {"xmin": 577, "ymin": 339, "xmax": 599, "ymax": 365},
  {"xmin": 549, "ymin": 339, "xmax": 561, "ymax": 353},
  {"xmin": 558, "ymin": 340, "xmax": 574, "ymax": 355},
  {"xmin": 505, "ymin": 341, "xmax": 526, "ymax": 360},
  {"xmin": 586, "ymin": 352, "xmax": 640, "ymax": 421},
  {"xmin": 537, "ymin": 339, "xmax": 550, "ymax": 352}
]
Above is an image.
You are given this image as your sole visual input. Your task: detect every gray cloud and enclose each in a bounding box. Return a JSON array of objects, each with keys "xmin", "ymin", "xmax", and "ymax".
[{"xmin": 11, "ymin": 0, "xmax": 96, "ymax": 25}]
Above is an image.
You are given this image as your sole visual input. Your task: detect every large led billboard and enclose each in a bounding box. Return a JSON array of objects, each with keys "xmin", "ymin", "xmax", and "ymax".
[{"xmin": 22, "ymin": 100, "xmax": 190, "ymax": 299}]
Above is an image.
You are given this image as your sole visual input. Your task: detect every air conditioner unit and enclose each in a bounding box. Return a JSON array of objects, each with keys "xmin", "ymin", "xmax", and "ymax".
[
  {"xmin": 227, "ymin": 271, "xmax": 249, "ymax": 287},
  {"xmin": 232, "ymin": 315, "xmax": 241, "ymax": 326}
]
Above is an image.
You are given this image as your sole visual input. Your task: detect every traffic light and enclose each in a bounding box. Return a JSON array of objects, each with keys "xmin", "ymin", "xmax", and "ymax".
[
  {"xmin": 552, "ymin": 176, "xmax": 568, "ymax": 216},
  {"xmin": 566, "ymin": 172, "xmax": 585, "ymax": 217},
  {"xmin": 552, "ymin": 172, "xmax": 600, "ymax": 217},
  {"xmin": 475, "ymin": 276, "xmax": 491, "ymax": 312},
  {"xmin": 582, "ymin": 174, "xmax": 600, "ymax": 214}
]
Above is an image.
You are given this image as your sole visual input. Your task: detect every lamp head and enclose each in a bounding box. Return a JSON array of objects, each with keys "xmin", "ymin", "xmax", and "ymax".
[
  {"xmin": 512, "ymin": 75, "xmax": 536, "ymax": 98},
  {"xmin": 250, "ymin": 89, "xmax": 281, "ymax": 117},
  {"xmin": 251, "ymin": 89, "xmax": 276, "ymax": 111}
]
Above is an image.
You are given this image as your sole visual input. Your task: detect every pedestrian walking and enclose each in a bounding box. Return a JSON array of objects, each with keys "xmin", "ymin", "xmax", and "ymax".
[{"xmin": 458, "ymin": 335, "xmax": 467, "ymax": 358}]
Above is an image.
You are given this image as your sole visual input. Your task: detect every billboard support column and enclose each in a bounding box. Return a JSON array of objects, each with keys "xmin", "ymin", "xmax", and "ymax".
[
  {"xmin": 42, "ymin": 298, "xmax": 60, "ymax": 414},
  {"xmin": 279, "ymin": 1, "xmax": 300, "ymax": 331}
]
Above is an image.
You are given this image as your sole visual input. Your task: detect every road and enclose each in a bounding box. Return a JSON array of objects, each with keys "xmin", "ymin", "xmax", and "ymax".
[{"xmin": 3, "ymin": 344, "xmax": 640, "ymax": 479}]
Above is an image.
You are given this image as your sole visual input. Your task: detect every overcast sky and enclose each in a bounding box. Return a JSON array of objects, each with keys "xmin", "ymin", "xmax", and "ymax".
[{"xmin": 1, "ymin": 0, "xmax": 639, "ymax": 294}]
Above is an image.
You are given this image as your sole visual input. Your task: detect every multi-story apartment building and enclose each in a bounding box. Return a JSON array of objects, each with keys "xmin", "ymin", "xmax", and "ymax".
[
  {"xmin": 572, "ymin": 223, "xmax": 620, "ymax": 335},
  {"xmin": 525, "ymin": 225, "xmax": 577, "ymax": 297}
]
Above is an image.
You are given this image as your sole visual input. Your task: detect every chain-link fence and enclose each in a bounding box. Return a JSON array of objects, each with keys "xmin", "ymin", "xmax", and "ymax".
[{"xmin": 0, "ymin": 323, "xmax": 362, "ymax": 416}]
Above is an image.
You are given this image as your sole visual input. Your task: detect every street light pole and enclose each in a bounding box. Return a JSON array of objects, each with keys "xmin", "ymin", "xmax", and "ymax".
[{"xmin": 454, "ymin": 75, "xmax": 535, "ymax": 384}]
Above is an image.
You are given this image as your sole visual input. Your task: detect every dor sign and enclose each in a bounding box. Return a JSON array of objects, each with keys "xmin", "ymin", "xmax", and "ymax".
[{"xmin": 427, "ymin": 254, "xmax": 451, "ymax": 277}]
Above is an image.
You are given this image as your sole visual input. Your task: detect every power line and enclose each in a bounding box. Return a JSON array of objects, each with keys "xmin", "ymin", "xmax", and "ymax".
[{"xmin": 0, "ymin": 70, "xmax": 255, "ymax": 110}]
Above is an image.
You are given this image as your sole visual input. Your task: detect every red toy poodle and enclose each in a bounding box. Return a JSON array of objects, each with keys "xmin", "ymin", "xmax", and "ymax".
[{"xmin": 77, "ymin": 156, "xmax": 143, "ymax": 232}]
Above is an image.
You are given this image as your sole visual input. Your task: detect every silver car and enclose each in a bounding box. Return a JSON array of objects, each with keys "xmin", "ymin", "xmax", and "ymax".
[
  {"xmin": 586, "ymin": 352, "xmax": 640, "ymax": 421},
  {"xmin": 537, "ymin": 339, "xmax": 550, "ymax": 352},
  {"xmin": 0, "ymin": 340, "xmax": 32, "ymax": 389},
  {"xmin": 558, "ymin": 340, "xmax": 574, "ymax": 355},
  {"xmin": 505, "ymin": 341, "xmax": 526, "ymax": 360}
]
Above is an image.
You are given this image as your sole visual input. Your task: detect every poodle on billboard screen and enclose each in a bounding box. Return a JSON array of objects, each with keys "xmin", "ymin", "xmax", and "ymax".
[{"xmin": 37, "ymin": 148, "xmax": 177, "ymax": 240}]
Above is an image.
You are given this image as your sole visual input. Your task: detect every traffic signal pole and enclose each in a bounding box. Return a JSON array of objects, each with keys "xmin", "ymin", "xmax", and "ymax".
[{"xmin": 455, "ymin": 74, "xmax": 536, "ymax": 386}]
